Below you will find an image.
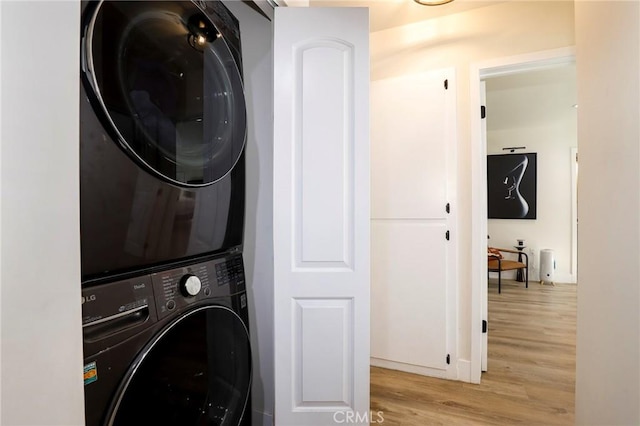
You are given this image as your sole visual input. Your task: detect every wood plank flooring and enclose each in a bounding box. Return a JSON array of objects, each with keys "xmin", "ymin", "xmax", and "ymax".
[{"xmin": 371, "ymin": 279, "xmax": 577, "ymax": 425}]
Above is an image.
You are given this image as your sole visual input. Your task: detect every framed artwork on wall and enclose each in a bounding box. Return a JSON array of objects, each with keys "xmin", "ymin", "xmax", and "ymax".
[{"xmin": 487, "ymin": 153, "xmax": 537, "ymax": 219}]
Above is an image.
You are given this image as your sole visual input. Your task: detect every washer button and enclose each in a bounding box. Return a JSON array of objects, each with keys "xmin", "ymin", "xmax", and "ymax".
[
  {"xmin": 166, "ymin": 300, "xmax": 176, "ymax": 310},
  {"xmin": 203, "ymin": 287, "xmax": 211, "ymax": 297}
]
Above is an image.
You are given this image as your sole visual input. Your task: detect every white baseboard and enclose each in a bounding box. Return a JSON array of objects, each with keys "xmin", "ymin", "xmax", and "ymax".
[
  {"xmin": 371, "ymin": 357, "xmax": 469, "ymax": 382},
  {"xmin": 371, "ymin": 357, "xmax": 447, "ymax": 379}
]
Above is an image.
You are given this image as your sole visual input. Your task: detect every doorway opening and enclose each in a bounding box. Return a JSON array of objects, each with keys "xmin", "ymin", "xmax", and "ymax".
[{"xmin": 470, "ymin": 47, "xmax": 577, "ymax": 383}]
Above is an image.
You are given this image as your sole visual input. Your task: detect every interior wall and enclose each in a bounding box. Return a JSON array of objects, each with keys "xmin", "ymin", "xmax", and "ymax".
[
  {"xmin": 223, "ymin": 2, "xmax": 275, "ymax": 425},
  {"xmin": 574, "ymin": 1, "xmax": 640, "ymax": 424},
  {"xmin": 486, "ymin": 65, "xmax": 577, "ymax": 283},
  {"xmin": 370, "ymin": 0, "xmax": 575, "ymax": 372},
  {"xmin": 0, "ymin": 1, "xmax": 85, "ymax": 424}
]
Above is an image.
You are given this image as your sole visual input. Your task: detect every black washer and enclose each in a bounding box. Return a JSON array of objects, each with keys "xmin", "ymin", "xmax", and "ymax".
[{"xmin": 82, "ymin": 254, "xmax": 251, "ymax": 426}]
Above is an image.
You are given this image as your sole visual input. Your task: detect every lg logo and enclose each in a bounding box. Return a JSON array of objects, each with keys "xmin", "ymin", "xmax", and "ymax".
[{"xmin": 81, "ymin": 294, "xmax": 97, "ymax": 305}]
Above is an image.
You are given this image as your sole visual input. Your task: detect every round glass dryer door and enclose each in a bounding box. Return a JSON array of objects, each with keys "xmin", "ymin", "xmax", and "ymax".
[
  {"xmin": 108, "ymin": 306, "xmax": 251, "ymax": 425},
  {"xmin": 84, "ymin": 1, "xmax": 246, "ymax": 186}
]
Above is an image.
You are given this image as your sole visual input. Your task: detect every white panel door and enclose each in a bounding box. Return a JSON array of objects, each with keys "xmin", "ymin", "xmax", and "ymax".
[
  {"xmin": 371, "ymin": 69, "xmax": 457, "ymax": 378},
  {"xmin": 273, "ymin": 7, "xmax": 370, "ymax": 426}
]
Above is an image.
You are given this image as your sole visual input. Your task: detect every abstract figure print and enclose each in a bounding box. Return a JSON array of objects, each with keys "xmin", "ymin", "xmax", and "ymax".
[{"xmin": 488, "ymin": 153, "xmax": 537, "ymax": 219}]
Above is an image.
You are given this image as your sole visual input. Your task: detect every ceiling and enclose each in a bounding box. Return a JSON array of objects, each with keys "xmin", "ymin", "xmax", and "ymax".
[{"xmin": 309, "ymin": 0, "xmax": 505, "ymax": 32}]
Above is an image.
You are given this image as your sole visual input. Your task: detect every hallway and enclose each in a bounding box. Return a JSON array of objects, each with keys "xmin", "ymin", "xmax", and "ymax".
[{"xmin": 371, "ymin": 280, "xmax": 577, "ymax": 425}]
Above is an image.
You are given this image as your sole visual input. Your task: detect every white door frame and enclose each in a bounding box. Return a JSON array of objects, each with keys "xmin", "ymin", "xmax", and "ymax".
[
  {"xmin": 469, "ymin": 46, "xmax": 576, "ymax": 383},
  {"xmin": 479, "ymin": 79, "xmax": 488, "ymax": 373}
]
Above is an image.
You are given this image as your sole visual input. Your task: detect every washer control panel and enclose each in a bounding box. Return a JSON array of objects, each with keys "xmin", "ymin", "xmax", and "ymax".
[
  {"xmin": 81, "ymin": 253, "xmax": 245, "ymax": 347},
  {"xmin": 214, "ymin": 255, "xmax": 244, "ymax": 287},
  {"xmin": 152, "ymin": 254, "xmax": 245, "ymax": 320}
]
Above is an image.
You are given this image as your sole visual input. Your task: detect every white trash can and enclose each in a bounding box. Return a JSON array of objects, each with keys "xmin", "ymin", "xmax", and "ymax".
[{"xmin": 540, "ymin": 249, "xmax": 555, "ymax": 285}]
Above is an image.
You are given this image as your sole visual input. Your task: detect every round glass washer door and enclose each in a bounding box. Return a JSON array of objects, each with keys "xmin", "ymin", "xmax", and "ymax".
[
  {"xmin": 107, "ymin": 305, "xmax": 252, "ymax": 425},
  {"xmin": 84, "ymin": 0, "xmax": 246, "ymax": 187}
]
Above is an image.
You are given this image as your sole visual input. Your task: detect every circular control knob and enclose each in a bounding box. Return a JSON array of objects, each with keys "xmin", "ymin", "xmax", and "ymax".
[{"xmin": 180, "ymin": 274, "xmax": 202, "ymax": 297}]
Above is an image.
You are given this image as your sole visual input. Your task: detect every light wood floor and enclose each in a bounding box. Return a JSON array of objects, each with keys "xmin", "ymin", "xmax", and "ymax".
[{"xmin": 371, "ymin": 279, "xmax": 577, "ymax": 425}]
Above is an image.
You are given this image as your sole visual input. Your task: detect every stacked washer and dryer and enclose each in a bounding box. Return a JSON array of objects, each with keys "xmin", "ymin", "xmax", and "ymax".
[{"xmin": 79, "ymin": 1, "xmax": 251, "ymax": 424}]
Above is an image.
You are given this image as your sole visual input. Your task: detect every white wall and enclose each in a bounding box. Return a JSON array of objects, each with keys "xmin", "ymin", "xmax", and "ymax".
[
  {"xmin": 486, "ymin": 65, "xmax": 577, "ymax": 283},
  {"xmin": 371, "ymin": 1, "xmax": 575, "ymax": 372},
  {"xmin": 223, "ymin": 2, "xmax": 275, "ymax": 425},
  {"xmin": 1, "ymin": 1, "xmax": 84, "ymax": 424},
  {"xmin": 574, "ymin": 1, "xmax": 640, "ymax": 424}
]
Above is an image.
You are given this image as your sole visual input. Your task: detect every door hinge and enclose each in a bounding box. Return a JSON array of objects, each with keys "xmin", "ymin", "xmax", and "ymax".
[
  {"xmin": 481, "ymin": 105, "xmax": 486, "ymax": 119},
  {"xmin": 446, "ymin": 354, "xmax": 450, "ymax": 365},
  {"xmin": 445, "ymin": 230, "xmax": 450, "ymax": 241},
  {"xmin": 445, "ymin": 203, "xmax": 450, "ymax": 214},
  {"xmin": 482, "ymin": 320, "xmax": 487, "ymax": 333},
  {"xmin": 444, "ymin": 79, "xmax": 449, "ymax": 90}
]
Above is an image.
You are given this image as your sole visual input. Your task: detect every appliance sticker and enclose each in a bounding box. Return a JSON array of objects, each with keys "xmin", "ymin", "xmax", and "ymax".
[{"xmin": 83, "ymin": 361, "xmax": 98, "ymax": 386}]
